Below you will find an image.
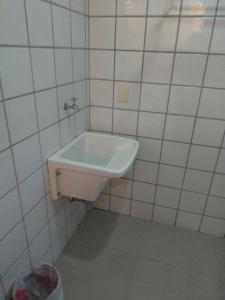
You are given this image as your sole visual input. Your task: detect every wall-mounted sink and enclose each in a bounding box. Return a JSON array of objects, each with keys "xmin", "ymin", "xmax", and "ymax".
[{"xmin": 48, "ymin": 132, "xmax": 139, "ymax": 201}]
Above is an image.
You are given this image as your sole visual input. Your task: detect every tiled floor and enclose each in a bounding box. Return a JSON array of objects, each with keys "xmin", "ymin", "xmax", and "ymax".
[{"xmin": 56, "ymin": 209, "xmax": 225, "ymax": 300}]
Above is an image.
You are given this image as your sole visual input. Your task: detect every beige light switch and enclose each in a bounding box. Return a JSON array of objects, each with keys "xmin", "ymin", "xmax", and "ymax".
[{"xmin": 117, "ymin": 85, "xmax": 129, "ymax": 103}]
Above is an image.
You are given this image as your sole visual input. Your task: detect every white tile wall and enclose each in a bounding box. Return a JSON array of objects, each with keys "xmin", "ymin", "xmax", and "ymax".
[
  {"xmin": 89, "ymin": 0, "xmax": 225, "ymax": 238},
  {"xmin": 0, "ymin": 0, "xmax": 88, "ymax": 297}
]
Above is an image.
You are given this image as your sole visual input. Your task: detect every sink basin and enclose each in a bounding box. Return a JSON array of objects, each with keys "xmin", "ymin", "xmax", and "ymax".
[{"xmin": 48, "ymin": 132, "xmax": 139, "ymax": 201}]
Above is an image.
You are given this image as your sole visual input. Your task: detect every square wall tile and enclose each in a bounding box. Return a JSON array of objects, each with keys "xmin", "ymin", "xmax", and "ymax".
[
  {"xmin": 143, "ymin": 52, "xmax": 173, "ymax": 84},
  {"xmin": 218, "ymin": 0, "xmax": 225, "ymax": 15},
  {"xmin": 0, "ymin": 102, "xmax": 10, "ymax": 151},
  {"xmin": 26, "ymin": 0, "xmax": 53, "ymax": 46},
  {"xmin": 31, "ymin": 48, "xmax": 55, "ymax": 91},
  {"xmin": 52, "ymin": 0, "xmax": 70, "ymax": 8},
  {"xmin": 116, "ymin": 18, "xmax": 145, "ymax": 50},
  {"xmin": 198, "ymin": 88, "xmax": 225, "ymax": 119},
  {"xmin": 131, "ymin": 201, "xmax": 153, "ymax": 220},
  {"xmin": 94, "ymin": 194, "xmax": 110, "ymax": 210},
  {"xmin": 90, "ymin": 17, "xmax": 115, "ymax": 49},
  {"xmin": 89, "ymin": 0, "xmax": 116, "ymax": 16},
  {"xmin": 90, "ymin": 107, "xmax": 112, "ymax": 132},
  {"xmin": 0, "ymin": 188, "xmax": 22, "ymax": 241},
  {"xmin": 57, "ymin": 84, "xmax": 74, "ymax": 120},
  {"xmin": 113, "ymin": 109, "xmax": 138, "ymax": 135},
  {"xmin": 188, "ymin": 145, "xmax": 219, "ymax": 172},
  {"xmin": 74, "ymin": 81, "xmax": 87, "ymax": 109},
  {"xmin": 36, "ymin": 89, "xmax": 58, "ymax": 130},
  {"xmin": 117, "ymin": 0, "xmax": 147, "ymax": 15},
  {"xmin": 90, "ymin": 50, "xmax": 114, "ymax": 79},
  {"xmin": 134, "ymin": 160, "xmax": 158, "ymax": 184},
  {"xmin": 49, "ymin": 207, "xmax": 65, "ymax": 242},
  {"xmin": 140, "ymin": 83, "xmax": 169, "ymax": 113},
  {"xmin": 210, "ymin": 18, "xmax": 225, "ymax": 53},
  {"xmin": 90, "ymin": 80, "xmax": 113, "ymax": 107},
  {"xmin": 204, "ymin": 55, "xmax": 225, "ymax": 88},
  {"xmin": 111, "ymin": 178, "xmax": 132, "ymax": 198},
  {"xmin": 30, "ymin": 225, "xmax": 50, "ymax": 264},
  {"xmin": 216, "ymin": 149, "xmax": 225, "ymax": 174},
  {"xmin": 40, "ymin": 123, "xmax": 60, "ymax": 162},
  {"xmin": 155, "ymin": 186, "xmax": 180, "ymax": 209},
  {"xmin": 71, "ymin": 12, "xmax": 85, "ymax": 48},
  {"xmin": 73, "ymin": 49, "xmax": 86, "ymax": 81},
  {"xmin": 148, "ymin": 0, "xmax": 181, "ymax": 15},
  {"xmin": 5, "ymin": 95, "xmax": 37, "ymax": 144},
  {"xmin": 2, "ymin": 250, "xmax": 29, "ymax": 293},
  {"xmin": 180, "ymin": 191, "xmax": 206, "ymax": 214},
  {"xmin": 205, "ymin": 196, "xmax": 225, "ymax": 219},
  {"xmin": 192, "ymin": 118, "xmax": 225, "ymax": 147},
  {"xmin": 0, "ymin": 150, "xmax": 16, "ymax": 199},
  {"xmin": 200, "ymin": 216, "xmax": 225, "ymax": 237},
  {"xmin": 52, "ymin": 5, "xmax": 71, "ymax": 47},
  {"xmin": 13, "ymin": 134, "xmax": 42, "ymax": 183},
  {"xmin": 60, "ymin": 116, "xmax": 75, "ymax": 146},
  {"xmin": 161, "ymin": 141, "xmax": 189, "ymax": 167},
  {"xmin": 164, "ymin": 115, "xmax": 194, "ymax": 143},
  {"xmin": 210, "ymin": 174, "xmax": 225, "ymax": 198},
  {"xmin": 19, "ymin": 169, "xmax": 45, "ymax": 215},
  {"xmin": 137, "ymin": 138, "xmax": 161, "ymax": 162},
  {"xmin": 182, "ymin": 0, "xmax": 217, "ymax": 16},
  {"xmin": 138, "ymin": 112, "xmax": 165, "ymax": 139},
  {"xmin": 173, "ymin": 54, "xmax": 207, "ymax": 86},
  {"xmin": 0, "ymin": 222, "xmax": 27, "ymax": 276},
  {"xmin": 183, "ymin": 169, "xmax": 212, "ymax": 194},
  {"xmin": 52, "ymin": 230, "xmax": 67, "ymax": 261},
  {"xmin": 145, "ymin": 17, "xmax": 178, "ymax": 51},
  {"xmin": 110, "ymin": 196, "xmax": 131, "ymax": 216},
  {"xmin": 0, "ymin": 285, "xmax": 5, "ymax": 299},
  {"xmin": 0, "ymin": 47, "xmax": 33, "ymax": 99},
  {"xmin": 55, "ymin": 49, "xmax": 73, "ymax": 85},
  {"xmin": 153, "ymin": 206, "xmax": 176, "ymax": 225},
  {"xmin": 0, "ymin": 0, "xmax": 27, "ymax": 45},
  {"xmin": 114, "ymin": 82, "xmax": 140, "ymax": 111},
  {"xmin": 176, "ymin": 211, "xmax": 201, "ymax": 232},
  {"xmin": 71, "ymin": 0, "xmax": 85, "ymax": 13},
  {"xmin": 177, "ymin": 17, "xmax": 213, "ymax": 52},
  {"xmin": 158, "ymin": 164, "xmax": 185, "ymax": 188},
  {"xmin": 168, "ymin": 86, "xmax": 200, "ymax": 116},
  {"xmin": 115, "ymin": 51, "xmax": 143, "ymax": 82},
  {"xmin": 25, "ymin": 199, "xmax": 48, "ymax": 243},
  {"xmin": 132, "ymin": 181, "xmax": 155, "ymax": 203}
]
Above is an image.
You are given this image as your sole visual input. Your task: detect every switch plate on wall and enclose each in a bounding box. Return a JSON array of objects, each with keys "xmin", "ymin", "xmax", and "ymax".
[{"xmin": 117, "ymin": 85, "xmax": 129, "ymax": 103}]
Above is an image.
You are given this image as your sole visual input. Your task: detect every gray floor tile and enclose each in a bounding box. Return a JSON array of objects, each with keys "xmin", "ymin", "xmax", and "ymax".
[
  {"xmin": 56, "ymin": 210, "xmax": 225, "ymax": 300},
  {"xmin": 56, "ymin": 239, "xmax": 136, "ymax": 300},
  {"xmin": 128, "ymin": 257, "xmax": 225, "ymax": 300},
  {"xmin": 74, "ymin": 210, "xmax": 146, "ymax": 254}
]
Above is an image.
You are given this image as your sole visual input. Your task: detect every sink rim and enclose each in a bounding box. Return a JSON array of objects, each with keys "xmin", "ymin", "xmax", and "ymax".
[{"xmin": 48, "ymin": 131, "xmax": 139, "ymax": 177}]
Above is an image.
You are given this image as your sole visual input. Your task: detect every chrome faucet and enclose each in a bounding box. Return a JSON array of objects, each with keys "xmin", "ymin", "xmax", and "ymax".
[{"xmin": 64, "ymin": 98, "xmax": 79, "ymax": 111}]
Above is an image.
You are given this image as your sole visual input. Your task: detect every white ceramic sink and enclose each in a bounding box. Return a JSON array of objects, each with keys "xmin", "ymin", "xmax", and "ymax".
[{"xmin": 48, "ymin": 132, "xmax": 139, "ymax": 201}]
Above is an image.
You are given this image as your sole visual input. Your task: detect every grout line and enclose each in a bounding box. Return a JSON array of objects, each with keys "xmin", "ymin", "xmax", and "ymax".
[
  {"xmin": 88, "ymin": 104, "xmax": 225, "ymax": 122},
  {"xmin": 131, "ymin": 0, "xmax": 150, "ymax": 217},
  {"xmin": 24, "ymin": 0, "xmax": 55, "ymax": 264},
  {"xmin": 151, "ymin": 0, "xmax": 185, "ymax": 222},
  {"xmin": 87, "ymin": 77, "xmax": 225, "ymax": 91},
  {"xmin": 89, "ymin": 14, "xmax": 225, "ymax": 18},
  {"xmin": 199, "ymin": 129, "xmax": 225, "ymax": 230},
  {"xmin": 174, "ymin": 0, "xmax": 221, "ymax": 227},
  {"xmin": 3, "ymin": 78, "xmax": 87, "ymax": 102},
  {"xmin": 0, "ymin": 60, "xmax": 33, "ymax": 273},
  {"xmin": 124, "ymin": 255, "xmax": 138, "ymax": 300},
  {"xmin": 109, "ymin": 0, "xmax": 118, "ymax": 212}
]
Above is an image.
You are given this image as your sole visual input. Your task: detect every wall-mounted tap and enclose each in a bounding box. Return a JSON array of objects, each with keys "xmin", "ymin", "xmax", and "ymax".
[{"xmin": 64, "ymin": 98, "xmax": 79, "ymax": 111}]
